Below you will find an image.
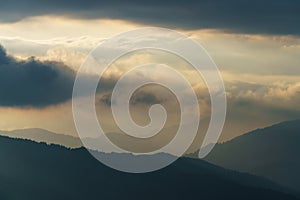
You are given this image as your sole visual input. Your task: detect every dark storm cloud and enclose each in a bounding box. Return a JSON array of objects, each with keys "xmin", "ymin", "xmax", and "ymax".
[
  {"xmin": 0, "ymin": 45, "xmax": 118, "ymax": 107},
  {"xmin": 99, "ymin": 90, "xmax": 164, "ymax": 107},
  {"xmin": 0, "ymin": 45, "xmax": 75, "ymax": 107},
  {"xmin": 100, "ymin": 93, "xmax": 113, "ymax": 106},
  {"xmin": 131, "ymin": 91, "xmax": 163, "ymax": 105},
  {"xmin": 0, "ymin": 0, "xmax": 300, "ymax": 36}
]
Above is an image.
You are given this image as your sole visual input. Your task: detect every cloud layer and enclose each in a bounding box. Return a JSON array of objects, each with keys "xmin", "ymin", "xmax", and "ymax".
[
  {"xmin": 0, "ymin": 0, "xmax": 299, "ymax": 36},
  {"xmin": 0, "ymin": 45, "xmax": 75, "ymax": 107}
]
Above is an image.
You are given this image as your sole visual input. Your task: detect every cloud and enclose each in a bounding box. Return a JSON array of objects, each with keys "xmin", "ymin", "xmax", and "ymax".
[
  {"xmin": 227, "ymin": 81, "xmax": 300, "ymax": 104},
  {"xmin": 209, "ymin": 81, "xmax": 300, "ymax": 140},
  {"xmin": 0, "ymin": 44, "xmax": 122, "ymax": 108},
  {"xmin": 0, "ymin": 44, "xmax": 76, "ymax": 107},
  {"xmin": 0, "ymin": 0, "xmax": 299, "ymax": 36},
  {"xmin": 131, "ymin": 91, "xmax": 165, "ymax": 105},
  {"xmin": 99, "ymin": 90, "xmax": 166, "ymax": 107}
]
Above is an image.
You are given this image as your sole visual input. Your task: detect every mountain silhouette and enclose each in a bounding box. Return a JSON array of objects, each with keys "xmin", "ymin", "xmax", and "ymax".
[
  {"xmin": 204, "ymin": 119, "xmax": 300, "ymax": 192},
  {"xmin": 0, "ymin": 128, "xmax": 82, "ymax": 148},
  {"xmin": 0, "ymin": 135, "xmax": 298, "ymax": 200}
]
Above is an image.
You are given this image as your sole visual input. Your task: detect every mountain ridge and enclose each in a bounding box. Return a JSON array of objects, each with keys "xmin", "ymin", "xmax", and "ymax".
[
  {"xmin": 204, "ymin": 119, "xmax": 300, "ymax": 192},
  {"xmin": 0, "ymin": 135, "xmax": 299, "ymax": 200},
  {"xmin": 0, "ymin": 128, "xmax": 82, "ymax": 148}
]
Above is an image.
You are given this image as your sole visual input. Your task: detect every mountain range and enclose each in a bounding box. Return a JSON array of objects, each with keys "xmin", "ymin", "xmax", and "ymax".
[
  {"xmin": 1, "ymin": 119, "xmax": 300, "ymax": 199},
  {"xmin": 0, "ymin": 128, "xmax": 81, "ymax": 148},
  {"xmin": 0, "ymin": 135, "xmax": 298, "ymax": 200},
  {"xmin": 204, "ymin": 119, "xmax": 300, "ymax": 192}
]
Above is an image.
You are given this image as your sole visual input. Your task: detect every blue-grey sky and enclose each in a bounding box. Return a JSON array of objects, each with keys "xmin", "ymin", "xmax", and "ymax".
[{"xmin": 0, "ymin": 0, "xmax": 299, "ymax": 147}]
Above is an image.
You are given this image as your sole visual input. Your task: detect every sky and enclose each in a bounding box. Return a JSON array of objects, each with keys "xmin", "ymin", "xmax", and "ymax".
[{"xmin": 0, "ymin": 0, "xmax": 299, "ymax": 152}]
